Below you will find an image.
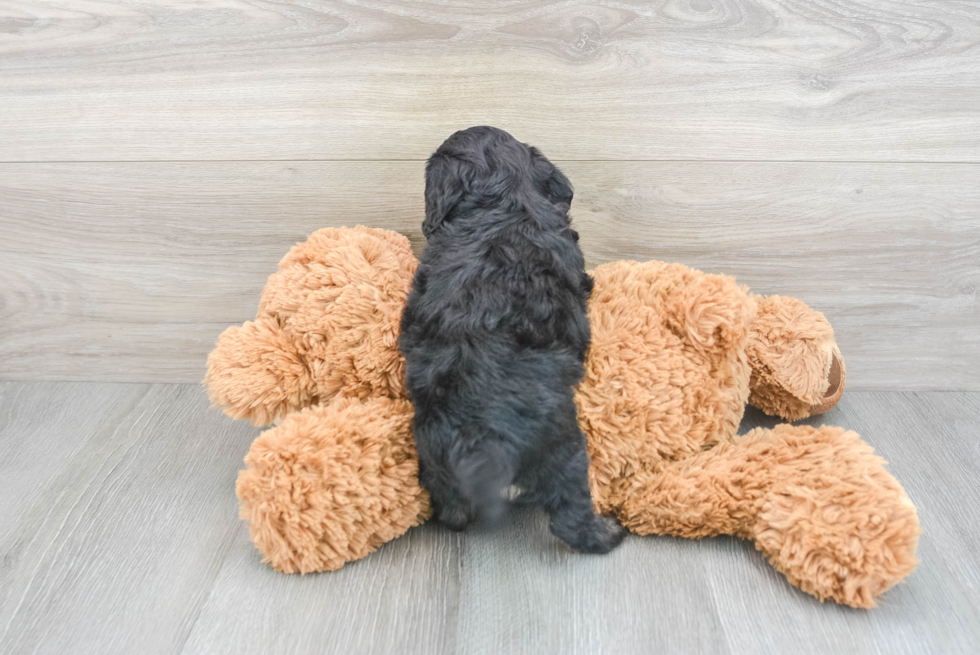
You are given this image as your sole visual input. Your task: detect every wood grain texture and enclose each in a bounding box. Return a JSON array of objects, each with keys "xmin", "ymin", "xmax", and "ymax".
[
  {"xmin": 0, "ymin": 382, "xmax": 140, "ymax": 635},
  {"xmin": 719, "ymin": 393, "xmax": 980, "ymax": 655},
  {"xmin": 454, "ymin": 512, "xmax": 731, "ymax": 655},
  {"xmin": 181, "ymin": 519, "xmax": 462, "ymax": 655},
  {"xmin": 1, "ymin": 1, "xmax": 979, "ymax": 161},
  {"xmin": 0, "ymin": 384, "xmax": 978, "ymax": 654},
  {"xmin": 0, "ymin": 382, "xmax": 259, "ymax": 655},
  {"xmin": 1, "ymin": 161, "xmax": 977, "ymax": 388}
]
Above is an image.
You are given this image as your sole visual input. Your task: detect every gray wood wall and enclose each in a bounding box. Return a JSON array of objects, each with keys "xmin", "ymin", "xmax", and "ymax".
[{"xmin": 1, "ymin": 1, "xmax": 978, "ymax": 389}]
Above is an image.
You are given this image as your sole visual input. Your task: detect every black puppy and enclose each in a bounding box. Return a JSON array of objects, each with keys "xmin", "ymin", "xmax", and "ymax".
[{"xmin": 399, "ymin": 126, "xmax": 625, "ymax": 554}]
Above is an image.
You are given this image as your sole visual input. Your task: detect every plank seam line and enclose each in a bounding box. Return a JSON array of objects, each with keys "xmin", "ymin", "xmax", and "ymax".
[{"xmin": 1, "ymin": 159, "xmax": 979, "ymax": 165}]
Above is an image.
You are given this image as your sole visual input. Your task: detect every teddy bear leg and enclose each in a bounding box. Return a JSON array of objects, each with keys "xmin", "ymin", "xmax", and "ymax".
[
  {"xmin": 749, "ymin": 425, "xmax": 918, "ymax": 608},
  {"xmin": 236, "ymin": 396, "xmax": 431, "ymax": 573},
  {"xmin": 615, "ymin": 424, "xmax": 918, "ymax": 608}
]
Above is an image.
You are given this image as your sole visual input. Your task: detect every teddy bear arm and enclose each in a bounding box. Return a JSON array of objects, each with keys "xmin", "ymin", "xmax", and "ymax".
[
  {"xmin": 747, "ymin": 295, "xmax": 845, "ymax": 420},
  {"xmin": 660, "ymin": 271, "xmax": 755, "ymax": 361},
  {"xmin": 204, "ymin": 318, "xmax": 314, "ymax": 426}
]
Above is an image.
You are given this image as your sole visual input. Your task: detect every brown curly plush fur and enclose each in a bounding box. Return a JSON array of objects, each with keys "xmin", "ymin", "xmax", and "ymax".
[
  {"xmin": 748, "ymin": 295, "xmax": 846, "ymax": 421},
  {"xmin": 578, "ymin": 260, "xmax": 754, "ymax": 515},
  {"xmin": 205, "ymin": 227, "xmax": 415, "ymax": 425},
  {"xmin": 236, "ymin": 396, "xmax": 429, "ymax": 573},
  {"xmin": 616, "ymin": 425, "xmax": 919, "ymax": 608},
  {"xmin": 208, "ymin": 226, "xmax": 919, "ymax": 608}
]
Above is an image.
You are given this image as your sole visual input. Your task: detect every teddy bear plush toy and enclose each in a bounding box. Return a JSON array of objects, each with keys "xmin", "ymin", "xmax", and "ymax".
[{"xmin": 205, "ymin": 226, "xmax": 919, "ymax": 609}]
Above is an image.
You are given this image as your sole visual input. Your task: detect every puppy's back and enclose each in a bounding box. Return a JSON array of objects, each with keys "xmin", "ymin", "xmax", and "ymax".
[{"xmin": 400, "ymin": 126, "xmax": 592, "ymax": 524}]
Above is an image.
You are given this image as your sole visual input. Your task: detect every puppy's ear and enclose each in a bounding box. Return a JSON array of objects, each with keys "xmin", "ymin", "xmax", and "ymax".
[
  {"xmin": 530, "ymin": 147, "xmax": 573, "ymax": 208},
  {"xmin": 423, "ymin": 153, "xmax": 468, "ymax": 238}
]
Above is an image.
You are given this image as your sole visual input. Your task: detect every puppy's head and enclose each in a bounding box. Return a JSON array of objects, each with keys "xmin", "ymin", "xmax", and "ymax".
[{"xmin": 423, "ymin": 126, "xmax": 573, "ymax": 237}]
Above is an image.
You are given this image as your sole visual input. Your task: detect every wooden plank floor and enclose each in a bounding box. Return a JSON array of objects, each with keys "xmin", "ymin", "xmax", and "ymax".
[{"xmin": 1, "ymin": 382, "xmax": 978, "ymax": 655}]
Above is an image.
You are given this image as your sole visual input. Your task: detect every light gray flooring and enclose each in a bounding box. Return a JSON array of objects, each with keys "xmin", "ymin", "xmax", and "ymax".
[{"xmin": 1, "ymin": 383, "xmax": 977, "ymax": 655}]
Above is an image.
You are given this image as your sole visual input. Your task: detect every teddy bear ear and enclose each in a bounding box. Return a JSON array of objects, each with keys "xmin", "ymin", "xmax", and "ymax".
[
  {"xmin": 747, "ymin": 295, "xmax": 846, "ymax": 421},
  {"xmin": 204, "ymin": 318, "xmax": 313, "ymax": 427}
]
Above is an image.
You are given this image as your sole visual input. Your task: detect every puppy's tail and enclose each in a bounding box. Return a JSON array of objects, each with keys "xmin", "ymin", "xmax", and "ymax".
[{"xmin": 454, "ymin": 439, "xmax": 517, "ymax": 527}]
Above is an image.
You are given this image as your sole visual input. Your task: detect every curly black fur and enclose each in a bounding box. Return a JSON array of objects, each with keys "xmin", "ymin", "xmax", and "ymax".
[{"xmin": 399, "ymin": 126, "xmax": 625, "ymax": 554}]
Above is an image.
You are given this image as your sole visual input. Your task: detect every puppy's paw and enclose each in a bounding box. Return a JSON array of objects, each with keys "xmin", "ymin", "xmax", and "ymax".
[
  {"xmin": 579, "ymin": 516, "xmax": 628, "ymax": 554},
  {"xmin": 554, "ymin": 515, "xmax": 627, "ymax": 554},
  {"xmin": 438, "ymin": 503, "xmax": 475, "ymax": 532}
]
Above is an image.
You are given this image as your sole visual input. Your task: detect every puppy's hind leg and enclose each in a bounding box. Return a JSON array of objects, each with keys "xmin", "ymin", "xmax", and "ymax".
[
  {"xmin": 540, "ymin": 424, "xmax": 626, "ymax": 554},
  {"xmin": 415, "ymin": 418, "xmax": 476, "ymax": 531},
  {"xmin": 452, "ymin": 438, "xmax": 518, "ymax": 527},
  {"xmin": 418, "ymin": 465, "xmax": 477, "ymax": 532}
]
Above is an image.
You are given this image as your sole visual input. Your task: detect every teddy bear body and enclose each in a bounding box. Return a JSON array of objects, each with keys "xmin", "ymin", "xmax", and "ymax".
[
  {"xmin": 580, "ymin": 259, "xmax": 754, "ymax": 514},
  {"xmin": 207, "ymin": 226, "xmax": 918, "ymax": 609}
]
